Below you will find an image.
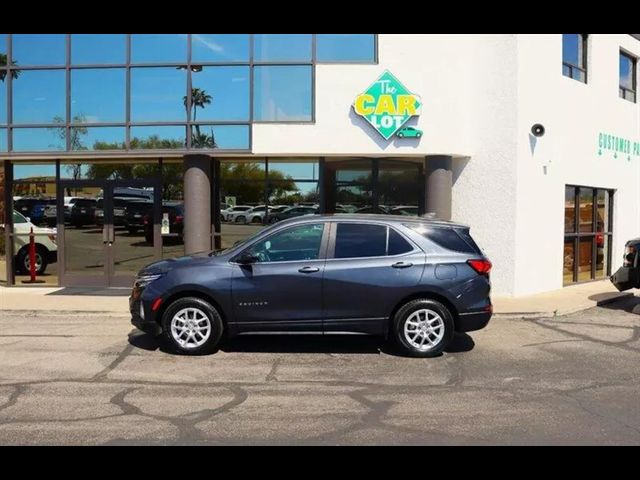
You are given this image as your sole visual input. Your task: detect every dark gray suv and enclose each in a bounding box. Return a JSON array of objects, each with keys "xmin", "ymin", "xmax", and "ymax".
[{"xmin": 130, "ymin": 214, "xmax": 492, "ymax": 357}]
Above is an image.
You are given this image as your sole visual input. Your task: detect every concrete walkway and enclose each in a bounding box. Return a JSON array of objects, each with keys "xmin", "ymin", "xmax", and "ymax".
[{"xmin": 0, "ymin": 278, "xmax": 633, "ymax": 319}]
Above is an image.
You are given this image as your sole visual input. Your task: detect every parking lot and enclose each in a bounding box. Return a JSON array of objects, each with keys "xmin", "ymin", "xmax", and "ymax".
[{"xmin": 0, "ymin": 296, "xmax": 639, "ymax": 445}]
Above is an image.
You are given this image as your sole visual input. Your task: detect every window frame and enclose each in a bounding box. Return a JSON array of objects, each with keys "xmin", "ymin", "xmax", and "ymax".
[
  {"xmin": 563, "ymin": 185, "xmax": 614, "ymax": 285},
  {"xmin": 327, "ymin": 221, "xmax": 420, "ymax": 260},
  {"xmin": 562, "ymin": 34, "xmax": 588, "ymax": 84},
  {"xmin": 619, "ymin": 50, "xmax": 637, "ymax": 103}
]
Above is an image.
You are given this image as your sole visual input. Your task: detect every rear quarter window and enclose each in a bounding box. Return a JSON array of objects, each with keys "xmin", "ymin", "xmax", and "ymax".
[{"xmin": 406, "ymin": 225, "xmax": 480, "ymax": 254}]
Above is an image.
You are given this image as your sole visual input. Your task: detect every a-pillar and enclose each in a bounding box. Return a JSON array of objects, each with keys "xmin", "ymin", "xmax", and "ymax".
[
  {"xmin": 425, "ymin": 155, "xmax": 453, "ymax": 221},
  {"xmin": 183, "ymin": 154, "xmax": 212, "ymax": 254}
]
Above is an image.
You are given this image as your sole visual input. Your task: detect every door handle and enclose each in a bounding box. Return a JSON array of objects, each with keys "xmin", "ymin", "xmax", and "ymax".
[
  {"xmin": 298, "ymin": 266, "xmax": 320, "ymax": 274},
  {"xmin": 392, "ymin": 261, "xmax": 413, "ymax": 269}
]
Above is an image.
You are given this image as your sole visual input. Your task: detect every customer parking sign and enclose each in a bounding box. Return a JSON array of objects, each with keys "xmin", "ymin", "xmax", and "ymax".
[{"xmin": 353, "ymin": 70, "xmax": 422, "ymax": 140}]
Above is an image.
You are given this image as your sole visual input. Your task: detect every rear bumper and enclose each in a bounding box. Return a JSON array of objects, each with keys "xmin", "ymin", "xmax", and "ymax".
[{"xmin": 456, "ymin": 311, "xmax": 491, "ymax": 332}]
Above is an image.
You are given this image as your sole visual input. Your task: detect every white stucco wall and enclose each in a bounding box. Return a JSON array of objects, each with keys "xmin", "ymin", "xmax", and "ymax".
[
  {"xmin": 513, "ymin": 34, "xmax": 640, "ymax": 296},
  {"xmin": 251, "ymin": 33, "xmax": 640, "ymax": 297}
]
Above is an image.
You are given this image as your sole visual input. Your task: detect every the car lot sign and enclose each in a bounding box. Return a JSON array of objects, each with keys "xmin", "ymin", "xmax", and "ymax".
[{"xmin": 353, "ymin": 70, "xmax": 422, "ymax": 140}]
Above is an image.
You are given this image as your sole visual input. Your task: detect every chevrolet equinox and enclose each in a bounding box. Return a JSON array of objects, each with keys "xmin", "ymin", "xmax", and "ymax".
[{"xmin": 130, "ymin": 214, "xmax": 492, "ymax": 357}]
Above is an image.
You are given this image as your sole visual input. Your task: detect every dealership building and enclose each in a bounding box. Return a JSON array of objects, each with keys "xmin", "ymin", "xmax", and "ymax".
[{"xmin": 0, "ymin": 33, "xmax": 639, "ymax": 296}]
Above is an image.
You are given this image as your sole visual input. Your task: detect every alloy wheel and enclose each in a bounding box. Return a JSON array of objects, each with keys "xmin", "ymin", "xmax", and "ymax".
[
  {"xmin": 170, "ymin": 307, "xmax": 212, "ymax": 349},
  {"xmin": 403, "ymin": 308, "xmax": 445, "ymax": 352}
]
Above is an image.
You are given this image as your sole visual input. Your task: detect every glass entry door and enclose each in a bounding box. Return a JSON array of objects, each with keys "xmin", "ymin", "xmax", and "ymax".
[{"xmin": 59, "ymin": 180, "xmax": 161, "ymax": 287}]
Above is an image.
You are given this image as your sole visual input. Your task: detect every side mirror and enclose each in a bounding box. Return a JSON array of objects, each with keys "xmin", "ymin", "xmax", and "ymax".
[
  {"xmin": 235, "ymin": 252, "xmax": 258, "ymax": 265},
  {"xmin": 26, "ymin": 217, "xmax": 31, "ymax": 223}
]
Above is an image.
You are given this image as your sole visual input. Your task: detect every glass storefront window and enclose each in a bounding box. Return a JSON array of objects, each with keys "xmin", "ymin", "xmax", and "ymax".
[
  {"xmin": 71, "ymin": 34, "xmax": 126, "ymax": 65},
  {"xmin": 192, "ymin": 34, "xmax": 250, "ymax": 63},
  {"xmin": 253, "ymin": 66, "xmax": 312, "ymax": 121},
  {"xmin": 0, "ymin": 161, "xmax": 5, "ymax": 283},
  {"xmin": 564, "ymin": 185, "xmax": 613, "ymax": 285},
  {"xmin": 577, "ymin": 237, "xmax": 593, "ymax": 282},
  {"xmin": 12, "ymin": 128, "xmax": 65, "ymax": 152},
  {"xmin": 378, "ymin": 160, "xmax": 421, "ymax": 215},
  {"xmin": 12, "ymin": 70, "xmax": 65, "ymax": 124},
  {"xmin": 12, "ymin": 34, "xmax": 66, "ymax": 66},
  {"xmin": 131, "ymin": 34, "xmax": 187, "ymax": 64},
  {"xmin": 578, "ymin": 188, "xmax": 593, "ymax": 233},
  {"xmin": 72, "ymin": 127, "xmax": 126, "ymax": 151},
  {"xmin": 130, "ymin": 126, "xmax": 186, "ymax": 149},
  {"xmin": 71, "ymin": 69, "xmax": 126, "ymax": 123},
  {"xmin": 253, "ymin": 34, "xmax": 312, "ymax": 62},
  {"xmin": 564, "ymin": 186, "xmax": 575, "ymax": 233},
  {"xmin": 563, "ymin": 239, "xmax": 574, "ymax": 285},
  {"xmin": 190, "ymin": 66, "xmax": 250, "ymax": 121},
  {"xmin": 13, "ymin": 163, "xmax": 56, "ymax": 181},
  {"xmin": 131, "ymin": 67, "xmax": 187, "ymax": 122},
  {"xmin": 189, "ymin": 125, "xmax": 249, "ymax": 150},
  {"xmin": 0, "ymin": 128, "xmax": 6, "ymax": 151},
  {"xmin": 221, "ymin": 160, "xmax": 266, "ymax": 180},
  {"xmin": 0, "ymin": 72, "xmax": 6, "ymax": 124},
  {"xmin": 268, "ymin": 160, "xmax": 319, "ymax": 181},
  {"xmin": 11, "ymin": 178, "xmax": 58, "ymax": 285},
  {"xmin": 316, "ymin": 34, "xmax": 376, "ymax": 63}
]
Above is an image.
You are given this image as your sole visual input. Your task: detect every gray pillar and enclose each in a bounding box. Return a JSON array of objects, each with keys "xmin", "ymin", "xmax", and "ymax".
[
  {"xmin": 183, "ymin": 154, "xmax": 212, "ymax": 254},
  {"xmin": 425, "ymin": 155, "xmax": 453, "ymax": 221}
]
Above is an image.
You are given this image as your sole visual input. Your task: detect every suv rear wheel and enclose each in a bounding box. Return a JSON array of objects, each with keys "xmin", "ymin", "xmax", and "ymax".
[
  {"xmin": 392, "ymin": 298, "xmax": 454, "ymax": 357},
  {"xmin": 161, "ymin": 297, "xmax": 224, "ymax": 355},
  {"xmin": 16, "ymin": 245, "xmax": 48, "ymax": 275}
]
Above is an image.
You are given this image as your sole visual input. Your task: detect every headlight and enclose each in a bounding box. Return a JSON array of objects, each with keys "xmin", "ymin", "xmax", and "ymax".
[{"xmin": 133, "ymin": 273, "xmax": 164, "ymax": 288}]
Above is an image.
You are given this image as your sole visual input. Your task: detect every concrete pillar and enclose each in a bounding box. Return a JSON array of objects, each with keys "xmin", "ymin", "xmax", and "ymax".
[
  {"xmin": 425, "ymin": 155, "xmax": 453, "ymax": 221},
  {"xmin": 183, "ymin": 154, "xmax": 212, "ymax": 254}
]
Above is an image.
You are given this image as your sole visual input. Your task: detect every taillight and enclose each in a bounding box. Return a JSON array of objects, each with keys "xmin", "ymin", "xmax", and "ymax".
[
  {"xmin": 143, "ymin": 214, "xmax": 150, "ymax": 225},
  {"xmin": 175, "ymin": 215, "xmax": 184, "ymax": 223},
  {"xmin": 467, "ymin": 259, "xmax": 492, "ymax": 275}
]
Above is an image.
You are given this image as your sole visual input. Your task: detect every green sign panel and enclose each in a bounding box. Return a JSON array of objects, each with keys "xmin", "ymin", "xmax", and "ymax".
[
  {"xmin": 598, "ymin": 132, "xmax": 640, "ymax": 161},
  {"xmin": 353, "ymin": 70, "xmax": 422, "ymax": 140}
]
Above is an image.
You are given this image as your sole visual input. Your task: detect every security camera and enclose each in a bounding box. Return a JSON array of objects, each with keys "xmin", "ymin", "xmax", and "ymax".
[{"xmin": 531, "ymin": 124, "xmax": 545, "ymax": 137}]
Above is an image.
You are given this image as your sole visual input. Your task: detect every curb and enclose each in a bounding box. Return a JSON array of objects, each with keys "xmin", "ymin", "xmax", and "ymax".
[{"xmin": 493, "ymin": 292, "xmax": 633, "ymax": 319}]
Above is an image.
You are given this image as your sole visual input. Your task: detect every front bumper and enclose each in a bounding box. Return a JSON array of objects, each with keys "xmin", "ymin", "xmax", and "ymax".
[{"xmin": 130, "ymin": 293, "xmax": 162, "ymax": 336}]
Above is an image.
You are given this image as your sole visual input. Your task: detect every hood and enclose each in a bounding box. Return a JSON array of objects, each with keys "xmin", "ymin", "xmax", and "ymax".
[{"xmin": 138, "ymin": 250, "xmax": 215, "ymax": 276}]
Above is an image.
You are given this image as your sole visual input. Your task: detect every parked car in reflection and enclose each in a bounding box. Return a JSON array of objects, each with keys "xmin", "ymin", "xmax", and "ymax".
[
  {"xmin": 95, "ymin": 197, "xmax": 148, "ymax": 227},
  {"xmin": 124, "ymin": 200, "xmax": 154, "ymax": 234},
  {"xmin": 9, "ymin": 210, "xmax": 58, "ymax": 275},
  {"xmin": 13, "ymin": 197, "xmax": 56, "ymax": 226},
  {"xmin": 231, "ymin": 205, "xmax": 270, "ymax": 224},
  {"xmin": 354, "ymin": 205, "xmax": 391, "ymax": 215},
  {"xmin": 221, "ymin": 205, "xmax": 252, "ymax": 222},
  {"xmin": 389, "ymin": 205, "xmax": 419, "ymax": 216},
  {"xmin": 268, "ymin": 205, "xmax": 318, "ymax": 224},
  {"xmin": 144, "ymin": 202, "xmax": 184, "ymax": 244},
  {"xmin": 69, "ymin": 198, "xmax": 97, "ymax": 228}
]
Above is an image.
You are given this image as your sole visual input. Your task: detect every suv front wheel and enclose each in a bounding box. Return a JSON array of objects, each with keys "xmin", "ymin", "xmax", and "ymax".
[
  {"xmin": 161, "ymin": 297, "xmax": 224, "ymax": 355},
  {"xmin": 392, "ymin": 298, "xmax": 454, "ymax": 357}
]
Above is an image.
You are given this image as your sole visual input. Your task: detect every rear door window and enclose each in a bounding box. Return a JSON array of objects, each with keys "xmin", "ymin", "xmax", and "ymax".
[{"xmin": 334, "ymin": 223, "xmax": 387, "ymax": 259}]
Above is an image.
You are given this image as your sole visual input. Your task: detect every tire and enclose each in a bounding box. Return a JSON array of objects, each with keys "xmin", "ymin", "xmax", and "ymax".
[
  {"xmin": 161, "ymin": 297, "xmax": 224, "ymax": 355},
  {"xmin": 269, "ymin": 217, "xmax": 278, "ymax": 224},
  {"xmin": 251, "ymin": 216, "xmax": 262, "ymax": 224},
  {"xmin": 398, "ymin": 133, "xmax": 404, "ymax": 138},
  {"xmin": 392, "ymin": 298, "xmax": 455, "ymax": 357},
  {"xmin": 16, "ymin": 245, "xmax": 49, "ymax": 275},
  {"xmin": 235, "ymin": 216, "xmax": 245, "ymax": 223}
]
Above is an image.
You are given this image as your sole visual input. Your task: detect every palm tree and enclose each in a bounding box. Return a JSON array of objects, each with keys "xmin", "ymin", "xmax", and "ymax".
[
  {"xmin": 0, "ymin": 53, "xmax": 20, "ymax": 82},
  {"xmin": 184, "ymin": 87, "xmax": 214, "ymax": 146}
]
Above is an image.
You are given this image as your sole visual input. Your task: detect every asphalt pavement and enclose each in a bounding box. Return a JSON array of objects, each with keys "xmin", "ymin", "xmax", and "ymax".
[{"xmin": 0, "ymin": 296, "xmax": 639, "ymax": 445}]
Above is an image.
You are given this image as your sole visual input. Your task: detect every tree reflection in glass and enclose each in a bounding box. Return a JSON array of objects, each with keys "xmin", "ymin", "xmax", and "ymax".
[{"xmin": 184, "ymin": 87, "xmax": 217, "ymax": 149}]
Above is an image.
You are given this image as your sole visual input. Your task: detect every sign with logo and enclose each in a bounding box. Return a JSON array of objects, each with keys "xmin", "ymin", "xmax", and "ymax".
[
  {"xmin": 598, "ymin": 132, "xmax": 640, "ymax": 161},
  {"xmin": 353, "ymin": 70, "xmax": 422, "ymax": 140}
]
